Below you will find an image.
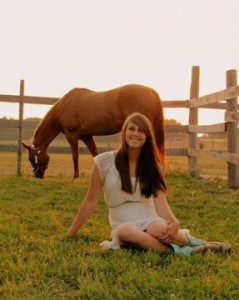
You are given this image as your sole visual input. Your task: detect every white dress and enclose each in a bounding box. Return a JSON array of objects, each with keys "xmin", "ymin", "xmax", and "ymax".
[
  {"xmin": 94, "ymin": 151, "xmax": 206, "ymax": 253},
  {"xmin": 94, "ymin": 151, "xmax": 163, "ymax": 233}
]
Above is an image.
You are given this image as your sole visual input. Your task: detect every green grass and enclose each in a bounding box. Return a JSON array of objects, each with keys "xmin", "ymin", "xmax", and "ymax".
[{"xmin": 0, "ymin": 157, "xmax": 239, "ymax": 299}]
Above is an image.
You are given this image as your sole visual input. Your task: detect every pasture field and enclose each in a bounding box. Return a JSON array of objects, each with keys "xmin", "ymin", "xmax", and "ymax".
[
  {"xmin": 0, "ymin": 153, "xmax": 239, "ymax": 299},
  {"xmin": 0, "ymin": 151, "xmax": 228, "ymax": 179}
]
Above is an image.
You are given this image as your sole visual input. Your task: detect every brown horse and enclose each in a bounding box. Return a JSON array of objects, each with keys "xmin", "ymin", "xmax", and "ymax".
[{"xmin": 23, "ymin": 84, "xmax": 165, "ymax": 178}]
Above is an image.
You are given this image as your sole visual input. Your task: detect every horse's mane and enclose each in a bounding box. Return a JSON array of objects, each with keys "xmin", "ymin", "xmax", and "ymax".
[
  {"xmin": 31, "ymin": 103, "xmax": 58, "ymax": 142},
  {"xmin": 30, "ymin": 89, "xmax": 76, "ymax": 142}
]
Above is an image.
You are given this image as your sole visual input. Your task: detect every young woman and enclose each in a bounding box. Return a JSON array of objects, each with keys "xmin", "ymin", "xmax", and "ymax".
[{"xmin": 67, "ymin": 113, "xmax": 231, "ymax": 255}]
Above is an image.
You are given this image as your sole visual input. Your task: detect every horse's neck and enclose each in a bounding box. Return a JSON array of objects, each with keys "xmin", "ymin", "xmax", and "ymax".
[{"xmin": 33, "ymin": 117, "xmax": 60, "ymax": 151}]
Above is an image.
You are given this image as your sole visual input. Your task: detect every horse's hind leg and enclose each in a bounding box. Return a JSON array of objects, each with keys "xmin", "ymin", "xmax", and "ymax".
[{"xmin": 82, "ymin": 136, "xmax": 99, "ymax": 157}]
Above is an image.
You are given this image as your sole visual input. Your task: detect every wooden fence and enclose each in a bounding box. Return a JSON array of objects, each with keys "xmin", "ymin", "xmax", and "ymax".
[{"xmin": 0, "ymin": 66, "xmax": 239, "ymax": 187}]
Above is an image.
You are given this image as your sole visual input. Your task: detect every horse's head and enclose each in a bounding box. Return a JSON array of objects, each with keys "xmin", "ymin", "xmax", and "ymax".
[{"xmin": 22, "ymin": 143, "xmax": 50, "ymax": 178}]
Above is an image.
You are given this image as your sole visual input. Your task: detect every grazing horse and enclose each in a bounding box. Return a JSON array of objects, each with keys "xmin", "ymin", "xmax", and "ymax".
[{"xmin": 22, "ymin": 84, "xmax": 165, "ymax": 178}]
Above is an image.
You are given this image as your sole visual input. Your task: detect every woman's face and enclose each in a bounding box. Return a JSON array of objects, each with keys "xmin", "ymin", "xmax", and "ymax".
[{"xmin": 125, "ymin": 121, "xmax": 146, "ymax": 149}]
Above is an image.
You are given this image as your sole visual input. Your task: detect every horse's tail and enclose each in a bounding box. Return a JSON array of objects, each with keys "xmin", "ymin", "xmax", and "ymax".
[{"xmin": 153, "ymin": 93, "xmax": 165, "ymax": 168}]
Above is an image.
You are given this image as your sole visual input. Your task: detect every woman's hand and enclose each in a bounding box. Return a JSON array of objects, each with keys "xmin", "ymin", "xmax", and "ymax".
[
  {"xmin": 159, "ymin": 222, "xmax": 179, "ymax": 244},
  {"xmin": 153, "ymin": 191, "xmax": 181, "ymax": 244}
]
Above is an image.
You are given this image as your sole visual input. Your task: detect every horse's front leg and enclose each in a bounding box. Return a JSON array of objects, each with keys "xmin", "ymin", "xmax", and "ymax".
[
  {"xmin": 82, "ymin": 136, "xmax": 99, "ymax": 157},
  {"xmin": 65, "ymin": 133, "xmax": 80, "ymax": 179}
]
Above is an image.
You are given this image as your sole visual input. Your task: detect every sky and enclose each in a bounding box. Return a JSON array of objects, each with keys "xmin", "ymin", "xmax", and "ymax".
[{"xmin": 0, "ymin": 0, "xmax": 238, "ymax": 125}]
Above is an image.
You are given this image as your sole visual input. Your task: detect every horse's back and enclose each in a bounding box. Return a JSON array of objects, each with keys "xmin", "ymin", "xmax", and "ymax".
[
  {"xmin": 81, "ymin": 84, "xmax": 163, "ymax": 121},
  {"xmin": 116, "ymin": 84, "xmax": 162, "ymax": 119},
  {"xmin": 53, "ymin": 84, "xmax": 164, "ymax": 136},
  {"xmin": 59, "ymin": 84, "xmax": 160, "ymax": 104}
]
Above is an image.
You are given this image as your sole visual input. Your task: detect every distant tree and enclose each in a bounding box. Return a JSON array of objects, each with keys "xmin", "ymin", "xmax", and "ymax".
[
  {"xmin": 164, "ymin": 119, "xmax": 181, "ymax": 126},
  {"xmin": 164, "ymin": 119, "xmax": 186, "ymax": 140},
  {"xmin": 0, "ymin": 117, "xmax": 187, "ymax": 144}
]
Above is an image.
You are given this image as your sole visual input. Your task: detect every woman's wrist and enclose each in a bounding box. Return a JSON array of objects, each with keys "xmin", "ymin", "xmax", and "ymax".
[
  {"xmin": 66, "ymin": 227, "xmax": 77, "ymax": 237},
  {"xmin": 171, "ymin": 220, "xmax": 180, "ymax": 230}
]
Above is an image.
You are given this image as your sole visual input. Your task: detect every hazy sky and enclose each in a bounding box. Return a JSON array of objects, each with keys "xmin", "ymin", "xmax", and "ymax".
[{"xmin": 0, "ymin": 0, "xmax": 238, "ymax": 124}]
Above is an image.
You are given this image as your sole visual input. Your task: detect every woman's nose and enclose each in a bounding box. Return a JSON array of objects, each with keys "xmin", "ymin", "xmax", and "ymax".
[{"xmin": 132, "ymin": 129, "xmax": 139, "ymax": 135}]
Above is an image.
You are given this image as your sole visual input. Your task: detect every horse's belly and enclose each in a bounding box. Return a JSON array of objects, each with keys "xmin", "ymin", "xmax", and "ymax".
[{"xmin": 78, "ymin": 121, "xmax": 122, "ymax": 136}]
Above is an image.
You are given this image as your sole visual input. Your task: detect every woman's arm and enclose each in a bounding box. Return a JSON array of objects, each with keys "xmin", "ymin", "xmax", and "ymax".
[
  {"xmin": 66, "ymin": 163, "xmax": 102, "ymax": 237},
  {"xmin": 153, "ymin": 190, "xmax": 180, "ymax": 242},
  {"xmin": 153, "ymin": 191, "xmax": 179, "ymax": 225}
]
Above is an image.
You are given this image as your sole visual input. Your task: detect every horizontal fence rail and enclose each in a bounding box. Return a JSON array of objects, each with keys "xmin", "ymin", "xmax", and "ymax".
[{"xmin": 0, "ymin": 67, "xmax": 238, "ymax": 187}]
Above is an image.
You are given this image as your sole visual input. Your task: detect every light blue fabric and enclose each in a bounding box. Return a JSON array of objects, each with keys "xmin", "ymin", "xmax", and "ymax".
[{"xmin": 170, "ymin": 229, "xmax": 206, "ymax": 256}]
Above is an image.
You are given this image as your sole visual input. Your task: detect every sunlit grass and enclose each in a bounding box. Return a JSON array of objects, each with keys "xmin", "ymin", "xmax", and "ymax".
[{"xmin": 0, "ymin": 154, "xmax": 238, "ymax": 299}]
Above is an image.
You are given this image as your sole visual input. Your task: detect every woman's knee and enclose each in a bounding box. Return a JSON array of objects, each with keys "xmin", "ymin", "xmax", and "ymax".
[
  {"xmin": 147, "ymin": 219, "xmax": 168, "ymax": 239},
  {"xmin": 116, "ymin": 223, "xmax": 137, "ymax": 241}
]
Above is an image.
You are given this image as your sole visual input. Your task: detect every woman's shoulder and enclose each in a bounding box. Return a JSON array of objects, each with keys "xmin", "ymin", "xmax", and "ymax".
[
  {"xmin": 93, "ymin": 151, "xmax": 117, "ymax": 183},
  {"xmin": 94, "ymin": 150, "xmax": 116, "ymax": 162}
]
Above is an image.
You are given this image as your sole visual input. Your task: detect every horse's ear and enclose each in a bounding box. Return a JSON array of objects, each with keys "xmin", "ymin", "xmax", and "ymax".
[{"xmin": 22, "ymin": 142, "xmax": 30, "ymax": 150}]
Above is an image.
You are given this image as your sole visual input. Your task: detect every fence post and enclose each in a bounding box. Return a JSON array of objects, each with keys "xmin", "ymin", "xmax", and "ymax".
[
  {"xmin": 188, "ymin": 66, "xmax": 200, "ymax": 176},
  {"xmin": 17, "ymin": 80, "xmax": 24, "ymax": 176},
  {"xmin": 226, "ymin": 70, "xmax": 239, "ymax": 188}
]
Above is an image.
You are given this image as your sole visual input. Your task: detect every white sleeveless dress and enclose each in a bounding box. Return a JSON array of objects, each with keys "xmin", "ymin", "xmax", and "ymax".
[{"xmin": 94, "ymin": 151, "xmax": 163, "ymax": 232}]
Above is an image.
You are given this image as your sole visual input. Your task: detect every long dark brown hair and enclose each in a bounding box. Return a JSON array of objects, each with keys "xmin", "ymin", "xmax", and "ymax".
[{"xmin": 115, "ymin": 112, "xmax": 166, "ymax": 198}]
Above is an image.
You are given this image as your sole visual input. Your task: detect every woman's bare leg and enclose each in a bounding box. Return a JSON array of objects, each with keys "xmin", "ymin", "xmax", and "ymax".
[
  {"xmin": 146, "ymin": 220, "xmax": 189, "ymax": 246},
  {"xmin": 116, "ymin": 223, "xmax": 172, "ymax": 252}
]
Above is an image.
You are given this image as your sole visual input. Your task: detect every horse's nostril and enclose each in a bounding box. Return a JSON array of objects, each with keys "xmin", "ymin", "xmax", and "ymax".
[{"xmin": 35, "ymin": 173, "xmax": 44, "ymax": 179}]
